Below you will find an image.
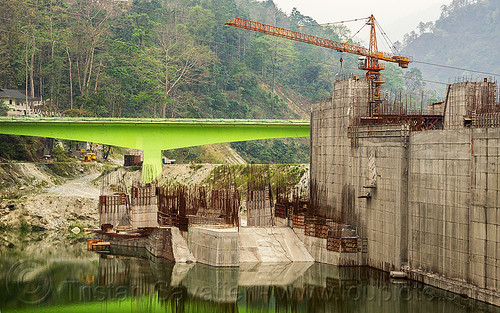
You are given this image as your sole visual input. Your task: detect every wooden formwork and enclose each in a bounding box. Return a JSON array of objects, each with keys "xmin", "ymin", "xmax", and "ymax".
[
  {"xmin": 292, "ymin": 214, "xmax": 305, "ymax": 229},
  {"xmin": 275, "ymin": 203, "xmax": 287, "ymax": 219},
  {"xmin": 341, "ymin": 238, "xmax": 360, "ymax": 253}
]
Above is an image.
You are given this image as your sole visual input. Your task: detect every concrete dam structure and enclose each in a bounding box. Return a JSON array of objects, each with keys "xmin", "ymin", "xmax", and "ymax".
[
  {"xmin": 310, "ymin": 78, "xmax": 500, "ymax": 305},
  {"xmin": 92, "ymin": 78, "xmax": 500, "ymax": 307}
]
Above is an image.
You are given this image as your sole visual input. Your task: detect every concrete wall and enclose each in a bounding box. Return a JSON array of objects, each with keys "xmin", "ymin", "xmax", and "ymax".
[
  {"xmin": 146, "ymin": 228, "xmax": 175, "ymax": 261},
  {"xmin": 310, "ymin": 79, "xmax": 370, "ymax": 221},
  {"xmin": 187, "ymin": 227, "xmax": 239, "ymax": 267},
  {"xmin": 310, "ymin": 79, "xmax": 500, "ymax": 305},
  {"xmin": 187, "ymin": 226, "xmax": 314, "ymax": 266},
  {"xmin": 130, "ymin": 203, "xmax": 158, "ymax": 229},
  {"xmin": 352, "ymin": 126, "xmax": 410, "ymax": 271},
  {"xmin": 444, "ymin": 81, "xmax": 496, "ymax": 129},
  {"xmin": 293, "ymin": 228, "xmax": 361, "ymax": 266},
  {"xmin": 407, "ymin": 119, "xmax": 500, "ymax": 305},
  {"xmin": 311, "ymin": 79, "xmax": 408, "ymax": 271},
  {"xmin": 469, "ymin": 128, "xmax": 500, "ymax": 292},
  {"xmin": 408, "ymin": 130, "xmax": 471, "ymax": 279}
]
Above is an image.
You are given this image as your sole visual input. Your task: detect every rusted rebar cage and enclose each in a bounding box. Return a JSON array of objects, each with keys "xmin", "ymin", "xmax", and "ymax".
[
  {"xmin": 209, "ymin": 164, "xmax": 239, "ymax": 190},
  {"xmin": 248, "ymin": 164, "xmax": 270, "ymax": 191},
  {"xmin": 246, "ymin": 164, "xmax": 274, "ymax": 226},
  {"xmin": 275, "ymin": 184, "xmax": 308, "ymax": 220},
  {"xmin": 473, "ymin": 112, "xmax": 500, "ymax": 128},
  {"xmin": 99, "ymin": 193, "xmax": 130, "ymax": 227},
  {"xmin": 345, "ymin": 88, "xmax": 446, "ymax": 131},
  {"xmin": 211, "ymin": 188, "xmax": 240, "ymax": 227},
  {"xmin": 274, "ymin": 177, "xmax": 360, "ymax": 251},
  {"xmin": 157, "ymin": 185, "xmax": 239, "ymax": 230},
  {"xmin": 131, "ymin": 182, "xmax": 156, "ymax": 206}
]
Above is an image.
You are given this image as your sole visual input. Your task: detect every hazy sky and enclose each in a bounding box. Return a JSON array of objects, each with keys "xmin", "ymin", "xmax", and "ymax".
[{"xmin": 271, "ymin": 0, "xmax": 447, "ymax": 45}]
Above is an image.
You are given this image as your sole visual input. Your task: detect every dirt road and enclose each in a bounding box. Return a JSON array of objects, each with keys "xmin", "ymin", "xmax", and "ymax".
[{"xmin": 43, "ymin": 173, "xmax": 101, "ymax": 199}]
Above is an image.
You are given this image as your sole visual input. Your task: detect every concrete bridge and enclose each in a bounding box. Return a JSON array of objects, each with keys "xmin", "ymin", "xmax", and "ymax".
[{"xmin": 0, "ymin": 117, "xmax": 310, "ymax": 182}]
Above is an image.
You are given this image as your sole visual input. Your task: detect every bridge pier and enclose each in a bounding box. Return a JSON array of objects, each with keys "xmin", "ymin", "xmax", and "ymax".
[
  {"xmin": 141, "ymin": 147, "xmax": 162, "ymax": 183},
  {"xmin": 0, "ymin": 118, "xmax": 310, "ymax": 183}
]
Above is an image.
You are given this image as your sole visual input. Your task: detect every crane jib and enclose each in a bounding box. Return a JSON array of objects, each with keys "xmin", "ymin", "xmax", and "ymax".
[{"xmin": 225, "ymin": 17, "xmax": 411, "ymax": 66}]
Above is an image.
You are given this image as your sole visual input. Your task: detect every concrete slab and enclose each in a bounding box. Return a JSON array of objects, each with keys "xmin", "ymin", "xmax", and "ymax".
[
  {"xmin": 171, "ymin": 227, "xmax": 196, "ymax": 263},
  {"xmin": 239, "ymin": 227, "xmax": 314, "ymax": 263},
  {"xmin": 188, "ymin": 227, "xmax": 239, "ymax": 266}
]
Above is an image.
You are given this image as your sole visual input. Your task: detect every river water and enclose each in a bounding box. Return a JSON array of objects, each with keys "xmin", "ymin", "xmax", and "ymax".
[{"xmin": 0, "ymin": 231, "xmax": 499, "ymax": 313}]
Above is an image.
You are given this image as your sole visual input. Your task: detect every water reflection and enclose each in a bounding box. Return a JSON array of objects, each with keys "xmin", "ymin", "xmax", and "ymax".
[{"xmin": 0, "ymin": 238, "xmax": 499, "ymax": 313}]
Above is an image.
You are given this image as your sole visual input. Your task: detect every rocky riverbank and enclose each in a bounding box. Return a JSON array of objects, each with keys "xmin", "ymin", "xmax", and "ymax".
[
  {"xmin": 0, "ymin": 163, "xmax": 310, "ymax": 231},
  {"xmin": 0, "ymin": 162, "xmax": 103, "ymax": 231}
]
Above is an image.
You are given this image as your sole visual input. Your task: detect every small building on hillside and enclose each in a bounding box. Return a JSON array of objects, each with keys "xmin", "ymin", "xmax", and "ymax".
[{"xmin": 0, "ymin": 88, "xmax": 42, "ymax": 116}]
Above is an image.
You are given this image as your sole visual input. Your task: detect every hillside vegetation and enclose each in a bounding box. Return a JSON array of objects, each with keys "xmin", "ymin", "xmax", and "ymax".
[
  {"xmin": 0, "ymin": 0, "xmax": 362, "ymax": 163},
  {"xmin": 402, "ymin": 0, "xmax": 500, "ymax": 85}
]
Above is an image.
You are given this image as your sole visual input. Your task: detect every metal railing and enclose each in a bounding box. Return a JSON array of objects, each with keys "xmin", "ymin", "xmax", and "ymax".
[{"xmin": 0, "ymin": 116, "xmax": 310, "ymax": 124}]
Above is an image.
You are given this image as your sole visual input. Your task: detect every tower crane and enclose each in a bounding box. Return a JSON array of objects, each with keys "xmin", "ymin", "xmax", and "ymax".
[{"xmin": 225, "ymin": 15, "xmax": 411, "ymax": 116}]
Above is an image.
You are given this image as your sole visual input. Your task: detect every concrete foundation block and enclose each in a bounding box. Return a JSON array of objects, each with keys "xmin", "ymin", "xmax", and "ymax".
[{"xmin": 188, "ymin": 227, "xmax": 239, "ymax": 267}]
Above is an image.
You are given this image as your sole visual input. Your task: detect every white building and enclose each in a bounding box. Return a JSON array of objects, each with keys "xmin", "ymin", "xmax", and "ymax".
[{"xmin": 0, "ymin": 89, "xmax": 42, "ymax": 116}]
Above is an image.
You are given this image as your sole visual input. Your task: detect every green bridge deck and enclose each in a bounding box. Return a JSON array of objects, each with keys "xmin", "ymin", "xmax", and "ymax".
[{"xmin": 0, "ymin": 117, "xmax": 310, "ymax": 182}]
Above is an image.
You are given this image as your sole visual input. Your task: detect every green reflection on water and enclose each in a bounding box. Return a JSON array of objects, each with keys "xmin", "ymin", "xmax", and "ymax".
[{"xmin": 1, "ymin": 233, "xmax": 499, "ymax": 313}]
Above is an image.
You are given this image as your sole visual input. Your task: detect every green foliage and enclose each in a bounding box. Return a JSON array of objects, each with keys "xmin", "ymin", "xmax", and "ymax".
[
  {"xmin": 404, "ymin": 68, "xmax": 425, "ymax": 93},
  {"xmin": 403, "ymin": 0, "xmax": 500, "ymax": 85},
  {"xmin": 231, "ymin": 139, "xmax": 309, "ymax": 164},
  {"xmin": 163, "ymin": 147, "xmax": 203, "ymax": 164},
  {"xmin": 19, "ymin": 219, "xmax": 29, "ymax": 233},
  {"xmin": 46, "ymin": 163, "xmax": 70, "ymax": 177},
  {"xmin": 383, "ymin": 64, "xmax": 404, "ymax": 92},
  {"xmin": 62, "ymin": 109, "xmax": 93, "ymax": 117},
  {"xmin": 0, "ymin": 135, "xmax": 44, "ymax": 161},
  {"xmin": 51, "ymin": 145, "xmax": 72, "ymax": 162},
  {"xmin": 0, "ymin": 0, "xmax": 361, "ymax": 161},
  {"xmin": 75, "ymin": 92, "xmax": 109, "ymax": 117},
  {"xmin": 204, "ymin": 164, "xmax": 307, "ymax": 193},
  {"xmin": 0, "ymin": 0, "xmax": 348, "ymax": 118},
  {"xmin": 0, "ymin": 103, "xmax": 9, "ymax": 116}
]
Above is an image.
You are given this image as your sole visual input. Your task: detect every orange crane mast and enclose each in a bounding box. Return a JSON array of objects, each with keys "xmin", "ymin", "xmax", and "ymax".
[{"xmin": 225, "ymin": 15, "xmax": 411, "ymax": 116}]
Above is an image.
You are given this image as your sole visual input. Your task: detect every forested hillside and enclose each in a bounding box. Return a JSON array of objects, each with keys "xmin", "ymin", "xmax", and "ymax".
[
  {"xmin": 0, "ymin": 0, "xmax": 361, "ymax": 163},
  {"xmin": 402, "ymin": 0, "xmax": 500, "ymax": 85},
  {"xmin": 0, "ymin": 0, "xmax": 357, "ymax": 118}
]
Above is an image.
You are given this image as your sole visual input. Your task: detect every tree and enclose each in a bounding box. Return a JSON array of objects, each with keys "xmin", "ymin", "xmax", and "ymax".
[
  {"xmin": 404, "ymin": 68, "xmax": 425, "ymax": 93},
  {"xmin": 71, "ymin": 0, "xmax": 112, "ymax": 97},
  {"xmin": 417, "ymin": 22, "xmax": 435, "ymax": 34},
  {"xmin": 142, "ymin": 24, "xmax": 214, "ymax": 118},
  {"xmin": 0, "ymin": 0, "xmax": 24, "ymax": 88},
  {"xmin": 290, "ymin": 8, "xmax": 317, "ymax": 26},
  {"xmin": 62, "ymin": 108, "xmax": 93, "ymax": 117},
  {"xmin": 0, "ymin": 103, "xmax": 9, "ymax": 116},
  {"xmin": 383, "ymin": 64, "xmax": 404, "ymax": 92}
]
